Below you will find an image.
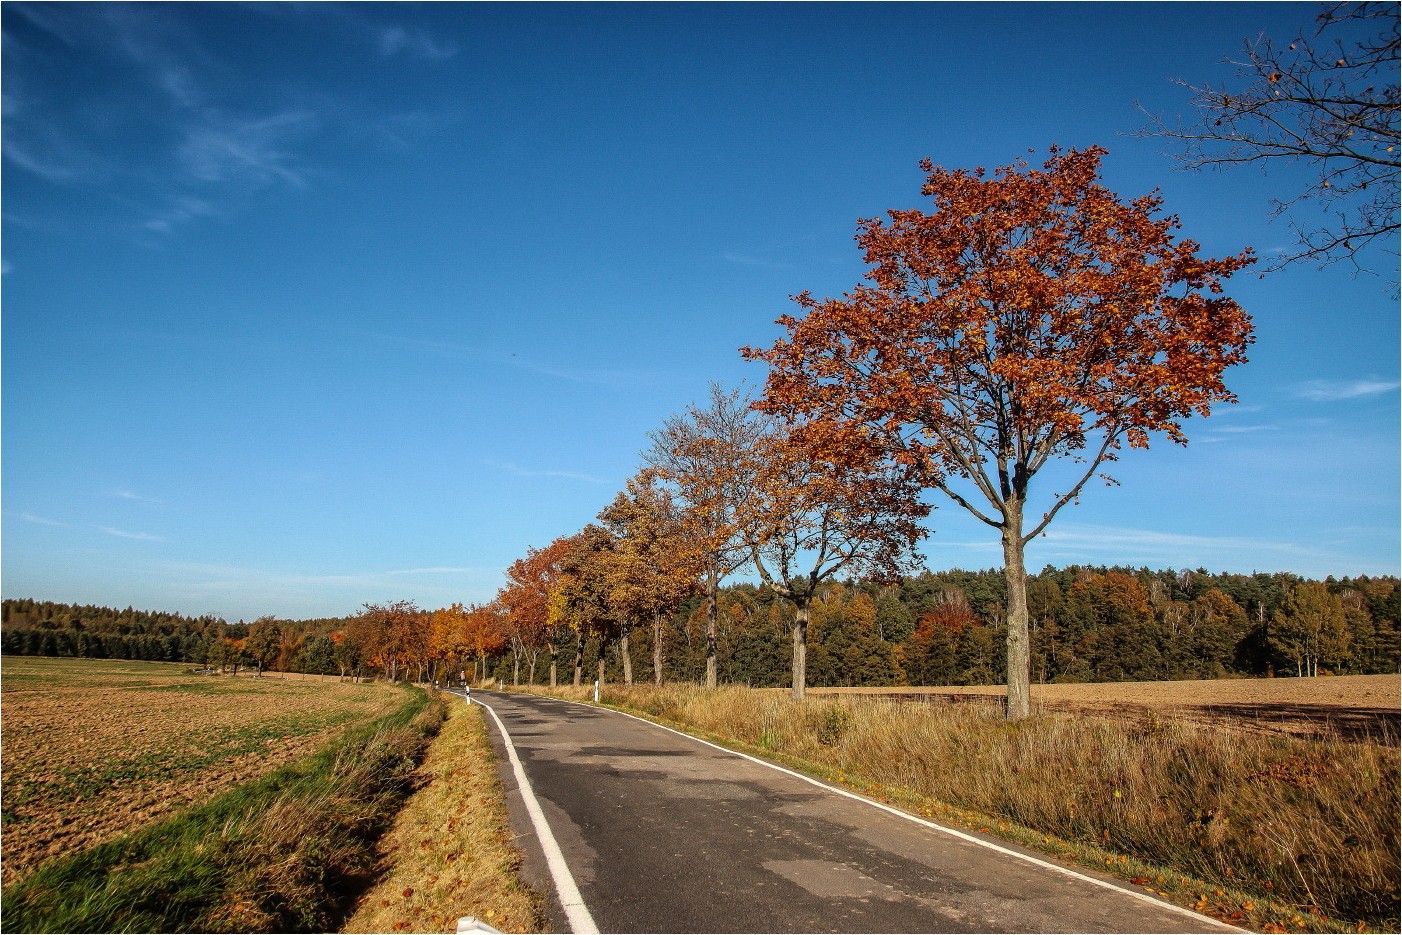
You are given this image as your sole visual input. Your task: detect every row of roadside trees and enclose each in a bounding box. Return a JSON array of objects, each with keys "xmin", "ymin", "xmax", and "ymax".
[{"xmin": 499, "ymin": 144, "xmax": 1259, "ymax": 718}]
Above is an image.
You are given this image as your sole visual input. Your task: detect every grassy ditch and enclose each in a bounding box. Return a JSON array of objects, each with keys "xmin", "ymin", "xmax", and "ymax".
[
  {"xmin": 2, "ymin": 685, "xmax": 445, "ymax": 934},
  {"xmin": 519, "ymin": 683, "xmax": 1400, "ymax": 934},
  {"xmin": 343, "ymin": 695, "xmax": 545, "ymax": 934}
]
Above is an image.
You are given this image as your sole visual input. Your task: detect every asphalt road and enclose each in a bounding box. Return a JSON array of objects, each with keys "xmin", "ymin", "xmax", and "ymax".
[{"xmin": 471, "ymin": 690, "xmax": 1234, "ymax": 935}]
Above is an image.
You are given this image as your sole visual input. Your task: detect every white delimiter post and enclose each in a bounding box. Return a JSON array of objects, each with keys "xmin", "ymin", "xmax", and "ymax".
[{"xmin": 593, "ymin": 679, "xmax": 600, "ymax": 702}]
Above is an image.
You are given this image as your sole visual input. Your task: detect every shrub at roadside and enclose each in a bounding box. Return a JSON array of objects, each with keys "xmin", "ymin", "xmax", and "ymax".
[{"xmin": 1, "ymin": 686, "xmax": 445, "ymax": 934}]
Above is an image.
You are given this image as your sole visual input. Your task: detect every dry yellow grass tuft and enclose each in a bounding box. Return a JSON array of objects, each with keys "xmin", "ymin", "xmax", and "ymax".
[{"xmin": 341, "ymin": 697, "xmax": 544, "ymax": 935}]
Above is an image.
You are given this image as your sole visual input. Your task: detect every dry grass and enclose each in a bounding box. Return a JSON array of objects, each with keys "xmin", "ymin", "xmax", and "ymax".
[
  {"xmin": 523, "ymin": 683, "xmax": 1400, "ymax": 933},
  {"xmin": 342, "ymin": 698, "xmax": 545, "ymax": 935}
]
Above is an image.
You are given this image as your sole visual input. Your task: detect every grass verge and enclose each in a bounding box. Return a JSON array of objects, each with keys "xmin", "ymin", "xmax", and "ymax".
[
  {"xmin": 1, "ymin": 685, "xmax": 445, "ymax": 934},
  {"xmin": 517, "ymin": 683, "xmax": 1399, "ymax": 935},
  {"xmin": 342, "ymin": 695, "xmax": 545, "ymax": 934}
]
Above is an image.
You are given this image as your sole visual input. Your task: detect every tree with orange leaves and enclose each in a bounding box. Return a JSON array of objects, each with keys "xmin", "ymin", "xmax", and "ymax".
[
  {"xmin": 737, "ymin": 414, "xmax": 927, "ymax": 700},
  {"xmin": 498, "ymin": 536, "xmax": 576, "ymax": 687},
  {"xmin": 464, "ymin": 603, "xmax": 508, "ymax": 685},
  {"xmin": 644, "ymin": 384, "xmax": 767, "ymax": 689},
  {"xmin": 430, "ymin": 603, "xmax": 474, "ymax": 684},
  {"xmin": 745, "ymin": 146, "xmax": 1254, "ymax": 720},
  {"xmin": 548, "ymin": 525, "xmax": 621, "ymax": 688},
  {"xmin": 597, "ymin": 469, "xmax": 700, "ymax": 685}
]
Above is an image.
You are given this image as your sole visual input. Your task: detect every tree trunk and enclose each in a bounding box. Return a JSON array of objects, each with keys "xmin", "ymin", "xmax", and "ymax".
[
  {"xmin": 512, "ymin": 644, "xmax": 521, "ymax": 685},
  {"xmin": 572, "ymin": 645, "xmax": 583, "ymax": 687},
  {"xmin": 1001, "ymin": 511, "xmax": 1032, "ymax": 722},
  {"xmin": 705, "ymin": 574, "xmax": 719, "ymax": 689},
  {"xmin": 597, "ymin": 648, "xmax": 606, "ymax": 688},
  {"xmin": 621, "ymin": 632, "xmax": 633, "ymax": 685},
  {"xmin": 653, "ymin": 610, "xmax": 664, "ymax": 686},
  {"xmin": 549, "ymin": 643, "xmax": 558, "ymax": 687},
  {"xmin": 791, "ymin": 601, "xmax": 810, "ymax": 701}
]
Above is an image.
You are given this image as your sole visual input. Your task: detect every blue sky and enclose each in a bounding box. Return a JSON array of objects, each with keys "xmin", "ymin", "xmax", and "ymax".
[{"xmin": 3, "ymin": 2, "xmax": 1397, "ymax": 622}]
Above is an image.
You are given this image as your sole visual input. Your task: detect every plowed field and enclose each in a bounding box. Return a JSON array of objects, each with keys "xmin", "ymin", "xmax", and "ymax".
[
  {"xmin": 811, "ymin": 674, "xmax": 1400, "ymax": 742},
  {"xmin": 0, "ymin": 657, "xmax": 405, "ymax": 884}
]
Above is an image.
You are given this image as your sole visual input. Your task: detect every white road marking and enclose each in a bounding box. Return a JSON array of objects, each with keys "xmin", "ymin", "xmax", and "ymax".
[
  {"xmin": 546, "ymin": 694, "xmax": 1245, "ymax": 933},
  {"xmin": 459, "ymin": 693, "xmax": 599, "ymax": 935}
]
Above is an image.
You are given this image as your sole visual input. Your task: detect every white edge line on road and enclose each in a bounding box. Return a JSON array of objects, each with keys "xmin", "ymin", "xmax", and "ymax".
[
  {"xmin": 543, "ymin": 694, "xmax": 1245, "ymax": 934},
  {"xmin": 457, "ymin": 692, "xmax": 599, "ymax": 935}
]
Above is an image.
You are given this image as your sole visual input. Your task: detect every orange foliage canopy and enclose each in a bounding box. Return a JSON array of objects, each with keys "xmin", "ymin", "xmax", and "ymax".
[
  {"xmin": 743, "ymin": 145, "xmax": 1255, "ymax": 541},
  {"xmin": 497, "ymin": 536, "xmax": 576, "ymax": 650},
  {"xmin": 744, "ymin": 145, "xmax": 1254, "ymax": 720}
]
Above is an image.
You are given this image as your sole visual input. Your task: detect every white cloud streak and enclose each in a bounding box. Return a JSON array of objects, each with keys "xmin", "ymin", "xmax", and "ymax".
[
  {"xmin": 1294, "ymin": 379, "xmax": 1400, "ymax": 402},
  {"xmin": 481, "ymin": 460, "xmax": 608, "ymax": 484},
  {"xmin": 115, "ymin": 489, "xmax": 164, "ymax": 504},
  {"xmin": 1030, "ymin": 523, "xmax": 1324, "ymax": 563},
  {"xmin": 96, "ymin": 525, "xmax": 163, "ymax": 541},
  {"xmin": 378, "ymin": 26, "xmax": 457, "ymax": 60},
  {"xmin": 16, "ymin": 512, "xmax": 69, "ymax": 527},
  {"xmin": 175, "ymin": 110, "xmax": 317, "ymax": 189}
]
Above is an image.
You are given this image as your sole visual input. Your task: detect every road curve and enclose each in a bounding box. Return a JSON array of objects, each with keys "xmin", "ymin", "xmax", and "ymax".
[{"xmin": 471, "ymin": 690, "xmax": 1234, "ymax": 935}]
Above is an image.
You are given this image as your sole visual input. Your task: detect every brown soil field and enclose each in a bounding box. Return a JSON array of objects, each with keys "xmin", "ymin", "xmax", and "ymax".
[
  {"xmin": 810, "ymin": 674, "xmax": 1401, "ymax": 742},
  {"xmin": 0, "ymin": 657, "xmax": 405, "ymax": 885}
]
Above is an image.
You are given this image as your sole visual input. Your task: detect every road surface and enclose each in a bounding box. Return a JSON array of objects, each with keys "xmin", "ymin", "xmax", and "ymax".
[{"xmin": 470, "ymin": 690, "xmax": 1234, "ymax": 934}]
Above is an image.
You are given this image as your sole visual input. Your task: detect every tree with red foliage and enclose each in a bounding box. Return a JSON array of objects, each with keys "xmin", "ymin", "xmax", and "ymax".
[{"xmin": 746, "ymin": 146, "xmax": 1254, "ymax": 719}]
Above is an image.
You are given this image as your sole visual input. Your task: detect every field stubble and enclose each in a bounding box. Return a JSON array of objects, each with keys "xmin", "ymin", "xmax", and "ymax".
[
  {"xmin": 525, "ymin": 678, "xmax": 1400, "ymax": 932},
  {"xmin": 1, "ymin": 657, "xmax": 405, "ymax": 885}
]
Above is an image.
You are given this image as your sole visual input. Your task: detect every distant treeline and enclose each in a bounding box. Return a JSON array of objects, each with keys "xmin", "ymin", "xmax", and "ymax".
[
  {"xmin": 0, "ymin": 601, "xmax": 352, "ymax": 673},
  {"xmin": 4, "ymin": 565, "xmax": 1398, "ymax": 685}
]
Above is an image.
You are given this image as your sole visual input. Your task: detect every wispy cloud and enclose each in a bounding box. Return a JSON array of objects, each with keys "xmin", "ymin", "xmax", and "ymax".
[
  {"xmin": 377, "ymin": 26, "xmax": 457, "ymax": 61},
  {"xmin": 1203, "ymin": 423, "xmax": 1278, "ymax": 436},
  {"xmin": 115, "ymin": 489, "xmax": 163, "ymax": 504},
  {"xmin": 144, "ymin": 196, "xmax": 218, "ymax": 234},
  {"xmin": 15, "ymin": 512, "xmax": 69, "ymax": 527},
  {"xmin": 385, "ymin": 566, "xmax": 479, "ymax": 576},
  {"xmin": 1032, "ymin": 523, "xmax": 1323, "ymax": 563},
  {"xmin": 152, "ymin": 561, "xmax": 504, "ymax": 617},
  {"xmin": 1294, "ymin": 379, "xmax": 1400, "ymax": 402},
  {"xmin": 96, "ymin": 525, "xmax": 163, "ymax": 541},
  {"xmin": 175, "ymin": 110, "xmax": 317, "ymax": 189},
  {"xmin": 1, "ymin": 129, "xmax": 105, "ymax": 184},
  {"xmin": 481, "ymin": 459, "xmax": 608, "ymax": 484}
]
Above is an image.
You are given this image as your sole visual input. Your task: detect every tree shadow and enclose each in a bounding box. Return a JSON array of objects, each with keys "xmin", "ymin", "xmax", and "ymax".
[{"xmin": 1173, "ymin": 702, "xmax": 1400, "ymax": 745}]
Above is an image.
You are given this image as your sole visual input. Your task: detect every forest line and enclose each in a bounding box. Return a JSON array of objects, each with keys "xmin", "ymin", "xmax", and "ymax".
[{"xmin": 3, "ymin": 564, "xmax": 1396, "ymax": 688}]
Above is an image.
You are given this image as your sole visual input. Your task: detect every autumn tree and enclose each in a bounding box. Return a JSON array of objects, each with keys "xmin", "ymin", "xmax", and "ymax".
[
  {"xmin": 465, "ymin": 603, "xmax": 509, "ymax": 685},
  {"xmin": 352, "ymin": 600, "xmax": 425, "ymax": 682},
  {"xmin": 745, "ymin": 146, "xmax": 1254, "ymax": 719},
  {"xmin": 498, "ymin": 537, "xmax": 576, "ymax": 686},
  {"xmin": 431, "ymin": 603, "xmax": 474, "ymax": 684},
  {"xmin": 734, "ymin": 415, "xmax": 927, "ymax": 699},
  {"xmin": 644, "ymin": 384, "xmax": 766, "ymax": 689},
  {"xmin": 245, "ymin": 616, "xmax": 282, "ymax": 675},
  {"xmin": 1138, "ymin": 2, "xmax": 1399, "ymax": 278},
  {"xmin": 597, "ymin": 469, "xmax": 700, "ymax": 685},
  {"xmin": 548, "ymin": 525, "xmax": 621, "ymax": 688}
]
